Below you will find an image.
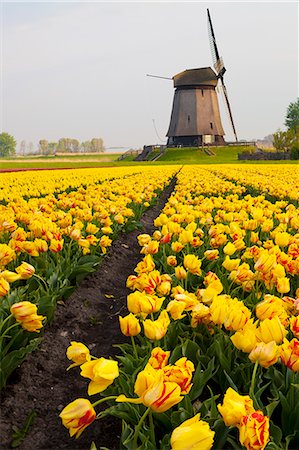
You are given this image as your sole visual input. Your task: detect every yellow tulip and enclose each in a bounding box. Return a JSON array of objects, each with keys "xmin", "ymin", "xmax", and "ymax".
[
  {"xmin": 170, "ymin": 414, "xmax": 215, "ymax": 450},
  {"xmin": 119, "ymin": 313, "xmax": 141, "ymax": 336},
  {"xmin": 147, "ymin": 347, "xmax": 170, "ymax": 370},
  {"xmin": 117, "ymin": 369, "xmax": 183, "ymax": 413},
  {"xmin": 280, "ymin": 338, "xmax": 299, "ymax": 372},
  {"xmin": 223, "ymin": 242, "xmax": 236, "ymax": 256},
  {"xmin": 10, "ymin": 301, "xmax": 37, "ymax": 319},
  {"xmin": 166, "ymin": 300, "xmax": 186, "ymax": 320},
  {"xmin": 175, "ymin": 266, "xmax": 187, "ymax": 281},
  {"xmin": 15, "ymin": 262, "xmax": 35, "ymax": 279},
  {"xmin": 167, "ymin": 255, "xmax": 177, "ymax": 266},
  {"xmin": 256, "ymin": 316, "xmax": 287, "ymax": 344},
  {"xmin": 59, "ymin": 398, "xmax": 96, "ymax": 438},
  {"xmin": 0, "ymin": 277, "xmax": 10, "ymax": 297},
  {"xmin": 143, "ymin": 310, "xmax": 170, "ymax": 340},
  {"xmin": 231, "ymin": 322, "xmax": 258, "ymax": 353},
  {"xmin": 66, "ymin": 341, "xmax": 91, "ymax": 370},
  {"xmin": 163, "ymin": 357, "xmax": 194, "ymax": 394},
  {"xmin": 249, "ymin": 341, "xmax": 280, "ymax": 368},
  {"xmin": 183, "ymin": 254, "xmax": 202, "ymax": 276},
  {"xmin": 0, "ymin": 270, "xmax": 21, "ymax": 283},
  {"xmin": 276, "ymin": 277, "xmax": 290, "ymax": 294},
  {"xmin": 238, "ymin": 411, "xmax": 270, "ymax": 450},
  {"xmin": 80, "ymin": 358, "xmax": 119, "ymax": 395},
  {"xmin": 217, "ymin": 387, "xmax": 255, "ymax": 426}
]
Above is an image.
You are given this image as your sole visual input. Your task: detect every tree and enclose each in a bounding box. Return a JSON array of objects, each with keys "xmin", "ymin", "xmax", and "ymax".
[
  {"xmin": 28, "ymin": 142, "xmax": 35, "ymax": 154},
  {"xmin": 39, "ymin": 140, "xmax": 49, "ymax": 155},
  {"xmin": 272, "ymin": 129, "xmax": 295, "ymax": 152},
  {"xmin": 285, "ymin": 98, "xmax": 299, "ymax": 132},
  {"xmin": 90, "ymin": 138, "xmax": 105, "ymax": 153},
  {"xmin": 81, "ymin": 141, "xmax": 91, "ymax": 153},
  {"xmin": 0, "ymin": 132, "xmax": 16, "ymax": 157},
  {"xmin": 20, "ymin": 140, "xmax": 26, "ymax": 156},
  {"xmin": 48, "ymin": 142, "xmax": 58, "ymax": 155}
]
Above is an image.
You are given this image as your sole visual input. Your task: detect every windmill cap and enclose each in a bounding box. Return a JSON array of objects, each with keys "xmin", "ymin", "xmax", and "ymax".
[{"xmin": 173, "ymin": 67, "xmax": 218, "ymax": 87}]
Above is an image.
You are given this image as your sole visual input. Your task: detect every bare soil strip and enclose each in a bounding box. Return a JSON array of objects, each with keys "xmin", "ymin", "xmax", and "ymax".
[{"xmin": 0, "ymin": 178, "xmax": 176, "ymax": 450}]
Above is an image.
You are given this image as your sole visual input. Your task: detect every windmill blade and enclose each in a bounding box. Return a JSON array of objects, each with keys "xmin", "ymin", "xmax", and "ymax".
[
  {"xmin": 219, "ymin": 79, "xmax": 238, "ymax": 142},
  {"xmin": 207, "ymin": 9, "xmax": 225, "ymax": 77},
  {"xmin": 146, "ymin": 74, "xmax": 172, "ymax": 80}
]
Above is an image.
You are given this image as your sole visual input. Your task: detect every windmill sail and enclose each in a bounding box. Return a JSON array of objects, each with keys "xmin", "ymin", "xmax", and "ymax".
[{"xmin": 207, "ymin": 9, "xmax": 238, "ymax": 142}]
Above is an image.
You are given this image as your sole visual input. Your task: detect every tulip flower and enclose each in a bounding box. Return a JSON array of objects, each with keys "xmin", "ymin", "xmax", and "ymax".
[
  {"xmin": 143, "ymin": 310, "xmax": 170, "ymax": 340},
  {"xmin": 116, "ymin": 369, "xmax": 183, "ymax": 413},
  {"xmin": 60, "ymin": 398, "xmax": 96, "ymax": 438},
  {"xmin": 127, "ymin": 291, "xmax": 164, "ymax": 317},
  {"xmin": 238, "ymin": 411, "xmax": 270, "ymax": 450},
  {"xmin": 119, "ymin": 313, "xmax": 141, "ymax": 337},
  {"xmin": 183, "ymin": 254, "xmax": 202, "ymax": 276},
  {"xmin": 191, "ymin": 303, "xmax": 210, "ymax": 327},
  {"xmin": 290, "ymin": 317, "xmax": 299, "ymax": 338},
  {"xmin": 249, "ymin": 341, "xmax": 280, "ymax": 368},
  {"xmin": 80, "ymin": 358, "xmax": 119, "ymax": 395},
  {"xmin": 66, "ymin": 341, "xmax": 91, "ymax": 370},
  {"xmin": 167, "ymin": 255, "xmax": 177, "ymax": 266},
  {"xmin": 231, "ymin": 322, "xmax": 258, "ymax": 353},
  {"xmin": 256, "ymin": 316, "xmax": 287, "ymax": 344},
  {"xmin": 175, "ymin": 266, "xmax": 187, "ymax": 281},
  {"xmin": 217, "ymin": 387, "xmax": 255, "ymax": 426},
  {"xmin": 170, "ymin": 414, "xmax": 215, "ymax": 450},
  {"xmin": 0, "ymin": 277, "xmax": 10, "ymax": 297},
  {"xmin": 280, "ymin": 338, "xmax": 299, "ymax": 372},
  {"xmin": 15, "ymin": 262, "xmax": 35, "ymax": 279},
  {"xmin": 166, "ymin": 300, "xmax": 186, "ymax": 320},
  {"xmin": 163, "ymin": 357, "xmax": 194, "ymax": 394},
  {"xmin": 204, "ymin": 249, "xmax": 219, "ymax": 260},
  {"xmin": 10, "ymin": 301, "xmax": 45, "ymax": 332},
  {"xmin": 0, "ymin": 271, "xmax": 21, "ymax": 283},
  {"xmin": 147, "ymin": 347, "xmax": 170, "ymax": 370},
  {"xmin": 223, "ymin": 242, "xmax": 237, "ymax": 256}
]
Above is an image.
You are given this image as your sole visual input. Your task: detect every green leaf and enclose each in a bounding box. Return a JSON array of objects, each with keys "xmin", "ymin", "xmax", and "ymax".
[
  {"xmin": 266, "ymin": 400, "xmax": 280, "ymax": 419},
  {"xmin": 211, "ymin": 419, "xmax": 230, "ymax": 450},
  {"xmin": 0, "ymin": 339, "xmax": 41, "ymax": 389},
  {"xmin": 11, "ymin": 411, "xmax": 37, "ymax": 448},
  {"xmin": 189, "ymin": 358, "xmax": 217, "ymax": 401},
  {"xmin": 223, "ymin": 370, "xmax": 238, "ymax": 391},
  {"xmin": 269, "ymin": 422, "xmax": 282, "ymax": 446}
]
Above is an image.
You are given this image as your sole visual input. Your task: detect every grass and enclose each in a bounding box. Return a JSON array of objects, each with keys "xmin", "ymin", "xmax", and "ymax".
[{"xmin": 1, "ymin": 147, "xmax": 297, "ymax": 170}]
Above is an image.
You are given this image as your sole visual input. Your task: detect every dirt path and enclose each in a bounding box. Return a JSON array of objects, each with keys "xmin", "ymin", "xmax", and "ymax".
[{"xmin": 0, "ymin": 178, "xmax": 176, "ymax": 450}]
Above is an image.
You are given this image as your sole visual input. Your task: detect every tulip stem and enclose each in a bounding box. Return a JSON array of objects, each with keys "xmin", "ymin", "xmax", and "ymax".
[
  {"xmin": 92, "ymin": 396, "xmax": 118, "ymax": 408},
  {"xmin": 131, "ymin": 336, "xmax": 138, "ymax": 359},
  {"xmin": 250, "ymin": 360, "xmax": 259, "ymax": 407},
  {"xmin": 0, "ymin": 314, "xmax": 13, "ymax": 336},
  {"xmin": 33, "ymin": 274, "xmax": 48, "ymax": 291},
  {"xmin": 149, "ymin": 411, "xmax": 156, "ymax": 447},
  {"xmin": 133, "ymin": 407, "xmax": 150, "ymax": 448}
]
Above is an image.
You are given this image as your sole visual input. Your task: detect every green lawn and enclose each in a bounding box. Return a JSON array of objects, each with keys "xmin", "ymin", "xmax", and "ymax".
[{"xmin": 1, "ymin": 147, "xmax": 297, "ymax": 169}]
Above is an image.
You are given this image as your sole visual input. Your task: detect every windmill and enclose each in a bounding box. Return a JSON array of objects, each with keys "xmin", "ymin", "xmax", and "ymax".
[{"xmin": 148, "ymin": 9, "xmax": 238, "ymax": 147}]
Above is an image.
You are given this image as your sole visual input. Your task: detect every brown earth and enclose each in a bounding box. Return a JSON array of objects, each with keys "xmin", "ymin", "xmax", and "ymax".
[{"xmin": 0, "ymin": 178, "xmax": 176, "ymax": 450}]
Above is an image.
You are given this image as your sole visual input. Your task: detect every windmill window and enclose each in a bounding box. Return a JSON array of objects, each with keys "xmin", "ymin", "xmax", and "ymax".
[
  {"xmin": 201, "ymin": 90, "xmax": 204, "ymax": 97},
  {"xmin": 187, "ymin": 115, "xmax": 190, "ymax": 123},
  {"xmin": 210, "ymin": 122, "xmax": 213, "ymax": 129}
]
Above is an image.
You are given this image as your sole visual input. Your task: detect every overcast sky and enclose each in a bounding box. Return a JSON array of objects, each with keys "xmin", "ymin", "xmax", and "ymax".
[{"xmin": 1, "ymin": 1, "xmax": 298, "ymax": 150}]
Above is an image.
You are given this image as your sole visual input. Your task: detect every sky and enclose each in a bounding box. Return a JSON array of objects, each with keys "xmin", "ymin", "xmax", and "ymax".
[{"xmin": 1, "ymin": 1, "xmax": 298, "ymax": 151}]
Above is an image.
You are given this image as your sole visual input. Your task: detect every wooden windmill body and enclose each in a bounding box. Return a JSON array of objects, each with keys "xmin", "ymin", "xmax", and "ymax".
[
  {"xmin": 147, "ymin": 9, "xmax": 238, "ymax": 147},
  {"xmin": 166, "ymin": 67, "xmax": 225, "ymax": 147}
]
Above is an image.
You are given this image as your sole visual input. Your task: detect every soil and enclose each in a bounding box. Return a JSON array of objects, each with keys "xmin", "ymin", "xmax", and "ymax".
[{"xmin": 0, "ymin": 178, "xmax": 176, "ymax": 450}]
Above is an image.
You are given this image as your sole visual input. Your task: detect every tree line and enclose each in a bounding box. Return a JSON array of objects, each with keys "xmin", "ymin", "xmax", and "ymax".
[
  {"xmin": 0, "ymin": 135, "xmax": 106, "ymax": 157},
  {"xmin": 38, "ymin": 138, "xmax": 105, "ymax": 155}
]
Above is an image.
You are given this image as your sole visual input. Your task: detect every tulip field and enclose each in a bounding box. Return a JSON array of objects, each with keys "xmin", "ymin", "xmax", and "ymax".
[{"xmin": 1, "ymin": 164, "xmax": 299, "ymax": 450}]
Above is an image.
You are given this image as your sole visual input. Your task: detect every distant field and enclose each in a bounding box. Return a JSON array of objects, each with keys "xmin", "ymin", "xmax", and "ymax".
[{"xmin": 0, "ymin": 147, "xmax": 296, "ymax": 170}]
